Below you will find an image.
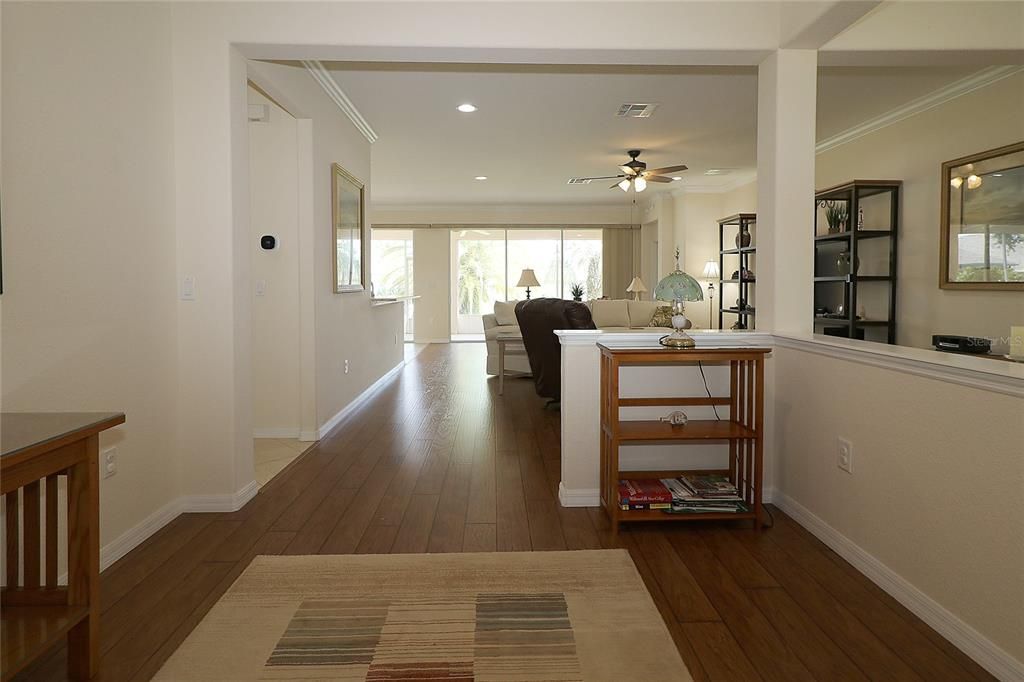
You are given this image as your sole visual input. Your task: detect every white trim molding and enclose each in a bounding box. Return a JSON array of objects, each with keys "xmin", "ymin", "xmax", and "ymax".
[
  {"xmin": 558, "ymin": 483, "xmax": 600, "ymax": 507},
  {"xmin": 773, "ymin": 491, "xmax": 1024, "ymax": 682},
  {"xmin": 774, "ymin": 334, "xmax": 1024, "ymax": 398},
  {"xmin": 181, "ymin": 480, "xmax": 261, "ymax": 513},
  {"xmin": 317, "ymin": 360, "xmax": 405, "ymax": 439},
  {"xmin": 300, "ymin": 60, "xmax": 379, "ymax": 143},
  {"xmin": 816, "ymin": 66, "xmax": 1024, "ymax": 154}
]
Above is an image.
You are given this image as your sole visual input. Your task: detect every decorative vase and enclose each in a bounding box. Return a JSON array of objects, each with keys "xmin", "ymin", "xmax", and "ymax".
[
  {"xmin": 836, "ymin": 251, "xmax": 860, "ymax": 275},
  {"xmin": 735, "ymin": 226, "xmax": 751, "ymax": 248}
]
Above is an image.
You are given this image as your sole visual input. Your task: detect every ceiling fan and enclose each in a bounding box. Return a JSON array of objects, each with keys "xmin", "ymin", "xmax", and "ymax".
[{"xmin": 575, "ymin": 150, "xmax": 688, "ymax": 193}]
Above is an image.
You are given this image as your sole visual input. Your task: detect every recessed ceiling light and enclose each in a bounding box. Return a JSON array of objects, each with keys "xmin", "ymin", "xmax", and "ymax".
[
  {"xmin": 672, "ymin": 176, "xmax": 683, "ymax": 181},
  {"xmin": 457, "ymin": 103, "xmax": 478, "ymax": 113},
  {"xmin": 474, "ymin": 176, "xmax": 488, "ymax": 181}
]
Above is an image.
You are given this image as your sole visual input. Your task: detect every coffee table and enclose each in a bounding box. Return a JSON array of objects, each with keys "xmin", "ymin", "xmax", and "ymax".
[{"xmin": 495, "ymin": 333, "xmax": 528, "ymax": 395}]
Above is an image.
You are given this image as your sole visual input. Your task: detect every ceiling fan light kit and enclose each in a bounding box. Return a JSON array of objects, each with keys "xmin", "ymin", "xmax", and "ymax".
[{"xmin": 576, "ymin": 150, "xmax": 688, "ymax": 193}]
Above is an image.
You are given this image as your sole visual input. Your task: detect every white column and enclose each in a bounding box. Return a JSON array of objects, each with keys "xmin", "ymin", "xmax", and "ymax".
[{"xmin": 756, "ymin": 49, "xmax": 817, "ymax": 336}]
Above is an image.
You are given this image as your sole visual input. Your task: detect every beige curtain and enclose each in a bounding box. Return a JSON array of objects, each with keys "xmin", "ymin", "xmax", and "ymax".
[{"xmin": 602, "ymin": 227, "xmax": 641, "ymax": 299}]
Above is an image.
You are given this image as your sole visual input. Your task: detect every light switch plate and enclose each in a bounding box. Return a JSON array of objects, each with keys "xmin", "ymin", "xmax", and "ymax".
[{"xmin": 181, "ymin": 276, "xmax": 196, "ymax": 301}]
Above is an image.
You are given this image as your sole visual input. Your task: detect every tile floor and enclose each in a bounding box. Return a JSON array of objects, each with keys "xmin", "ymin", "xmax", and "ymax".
[{"xmin": 252, "ymin": 438, "xmax": 314, "ymax": 486}]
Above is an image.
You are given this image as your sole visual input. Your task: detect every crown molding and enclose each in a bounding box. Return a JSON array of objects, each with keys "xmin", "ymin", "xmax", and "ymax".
[
  {"xmin": 301, "ymin": 59, "xmax": 379, "ymax": 144},
  {"xmin": 816, "ymin": 65, "xmax": 1024, "ymax": 154}
]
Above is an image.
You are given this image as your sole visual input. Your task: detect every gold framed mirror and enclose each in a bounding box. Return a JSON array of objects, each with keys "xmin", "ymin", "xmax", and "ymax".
[
  {"xmin": 940, "ymin": 141, "xmax": 1024, "ymax": 290},
  {"xmin": 332, "ymin": 163, "xmax": 365, "ymax": 293}
]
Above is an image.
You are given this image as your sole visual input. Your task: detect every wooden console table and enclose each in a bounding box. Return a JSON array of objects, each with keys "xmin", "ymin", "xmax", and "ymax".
[
  {"xmin": 1, "ymin": 412, "xmax": 124, "ymax": 681},
  {"xmin": 599, "ymin": 345, "xmax": 769, "ymax": 533}
]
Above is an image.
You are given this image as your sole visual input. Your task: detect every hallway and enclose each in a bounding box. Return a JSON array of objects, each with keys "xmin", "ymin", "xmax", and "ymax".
[{"xmin": 22, "ymin": 344, "xmax": 993, "ymax": 681}]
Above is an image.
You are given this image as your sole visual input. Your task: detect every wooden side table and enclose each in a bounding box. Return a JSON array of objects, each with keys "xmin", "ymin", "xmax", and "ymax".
[
  {"xmin": 495, "ymin": 333, "xmax": 528, "ymax": 395},
  {"xmin": 598, "ymin": 345, "xmax": 770, "ymax": 533},
  {"xmin": 1, "ymin": 412, "xmax": 125, "ymax": 681}
]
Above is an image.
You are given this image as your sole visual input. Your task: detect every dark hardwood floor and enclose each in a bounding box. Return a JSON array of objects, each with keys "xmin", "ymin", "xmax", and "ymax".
[{"xmin": 20, "ymin": 343, "xmax": 994, "ymax": 681}]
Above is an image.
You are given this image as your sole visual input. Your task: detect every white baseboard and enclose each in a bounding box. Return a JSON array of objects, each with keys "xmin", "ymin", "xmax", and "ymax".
[
  {"xmin": 98, "ymin": 496, "xmax": 185, "ymax": 572},
  {"xmin": 558, "ymin": 483, "xmax": 600, "ymax": 507},
  {"xmin": 182, "ymin": 480, "xmax": 261, "ymax": 513},
  {"xmin": 773, "ymin": 491, "xmax": 1024, "ymax": 682},
  {"xmin": 83, "ymin": 479, "xmax": 260, "ymax": 579},
  {"xmin": 298, "ymin": 430, "xmax": 319, "ymax": 442},
  {"xmin": 317, "ymin": 360, "xmax": 405, "ymax": 439},
  {"xmin": 415, "ymin": 338, "xmax": 450, "ymax": 344}
]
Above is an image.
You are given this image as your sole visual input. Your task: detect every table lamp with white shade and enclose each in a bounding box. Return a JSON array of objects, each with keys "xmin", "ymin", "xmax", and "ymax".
[
  {"xmin": 626, "ymin": 276, "xmax": 647, "ymax": 301},
  {"xmin": 653, "ymin": 248, "xmax": 705, "ymax": 348},
  {"xmin": 702, "ymin": 260, "xmax": 720, "ymax": 328},
  {"xmin": 516, "ymin": 268, "xmax": 541, "ymax": 300}
]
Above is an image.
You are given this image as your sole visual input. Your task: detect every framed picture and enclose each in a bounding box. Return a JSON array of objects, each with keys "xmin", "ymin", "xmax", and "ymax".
[
  {"xmin": 940, "ymin": 140, "xmax": 1024, "ymax": 290},
  {"xmin": 332, "ymin": 163, "xmax": 365, "ymax": 293}
]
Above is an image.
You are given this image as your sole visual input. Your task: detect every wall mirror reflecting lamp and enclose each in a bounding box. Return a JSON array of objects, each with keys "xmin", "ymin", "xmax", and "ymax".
[
  {"xmin": 940, "ymin": 141, "xmax": 1024, "ymax": 290},
  {"xmin": 333, "ymin": 163, "xmax": 365, "ymax": 293}
]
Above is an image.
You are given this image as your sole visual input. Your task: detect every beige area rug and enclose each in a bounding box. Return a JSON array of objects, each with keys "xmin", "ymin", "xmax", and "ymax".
[{"xmin": 155, "ymin": 550, "xmax": 692, "ymax": 681}]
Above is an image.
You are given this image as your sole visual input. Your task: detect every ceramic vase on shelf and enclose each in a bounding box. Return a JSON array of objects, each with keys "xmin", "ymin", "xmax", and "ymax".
[
  {"xmin": 836, "ymin": 251, "xmax": 860, "ymax": 275},
  {"xmin": 735, "ymin": 226, "xmax": 751, "ymax": 248}
]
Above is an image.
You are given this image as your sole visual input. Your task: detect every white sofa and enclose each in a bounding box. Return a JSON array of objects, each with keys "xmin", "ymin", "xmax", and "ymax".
[{"xmin": 483, "ymin": 299, "xmax": 672, "ymax": 375}]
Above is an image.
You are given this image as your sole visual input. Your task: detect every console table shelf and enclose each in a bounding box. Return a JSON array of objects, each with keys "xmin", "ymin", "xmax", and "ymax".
[{"xmin": 598, "ymin": 345, "xmax": 770, "ymax": 533}]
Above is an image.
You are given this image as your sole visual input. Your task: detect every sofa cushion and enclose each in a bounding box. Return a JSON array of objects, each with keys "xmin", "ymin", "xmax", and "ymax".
[
  {"xmin": 649, "ymin": 305, "xmax": 674, "ymax": 328},
  {"xmin": 590, "ymin": 299, "xmax": 629, "ymax": 328},
  {"xmin": 493, "ymin": 300, "xmax": 520, "ymax": 326},
  {"xmin": 627, "ymin": 300, "xmax": 659, "ymax": 328}
]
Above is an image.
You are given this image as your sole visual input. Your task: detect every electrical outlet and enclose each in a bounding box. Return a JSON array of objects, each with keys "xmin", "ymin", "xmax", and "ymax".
[
  {"xmin": 837, "ymin": 437, "xmax": 853, "ymax": 474},
  {"xmin": 103, "ymin": 447, "xmax": 118, "ymax": 479},
  {"xmin": 344, "ymin": 359, "xmax": 350, "ymax": 374}
]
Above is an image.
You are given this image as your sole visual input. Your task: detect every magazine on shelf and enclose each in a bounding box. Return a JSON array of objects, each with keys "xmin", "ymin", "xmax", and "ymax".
[{"xmin": 617, "ymin": 478, "xmax": 672, "ymax": 506}]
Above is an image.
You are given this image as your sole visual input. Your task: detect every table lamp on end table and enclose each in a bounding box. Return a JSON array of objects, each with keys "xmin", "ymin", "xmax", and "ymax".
[{"xmin": 654, "ymin": 248, "xmax": 705, "ymax": 348}]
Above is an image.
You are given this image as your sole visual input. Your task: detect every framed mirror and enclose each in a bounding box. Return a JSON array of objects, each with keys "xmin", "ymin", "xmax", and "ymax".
[
  {"xmin": 332, "ymin": 163, "xmax": 365, "ymax": 293},
  {"xmin": 940, "ymin": 141, "xmax": 1024, "ymax": 290}
]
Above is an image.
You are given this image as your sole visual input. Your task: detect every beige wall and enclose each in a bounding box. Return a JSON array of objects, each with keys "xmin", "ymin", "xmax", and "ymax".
[
  {"xmin": 1, "ymin": 3, "xmax": 180, "ymax": 544},
  {"xmin": 673, "ymin": 182, "xmax": 759, "ymax": 330},
  {"xmin": 373, "ymin": 203, "xmax": 634, "ymax": 226},
  {"xmin": 249, "ymin": 88, "xmax": 302, "ymax": 436},
  {"xmin": 412, "ymin": 229, "xmax": 451, "ymax": 343},
  {"xmin": 773, "ymin": 346, "xmax": 1024, "ymax": 662},
  {"xmin": 247, "ymin": 60, "xmax": 404, "ymax": 431},
  {"xmin": 816, "ymin": 73, "xmax": 1024, "ymax": 351}
]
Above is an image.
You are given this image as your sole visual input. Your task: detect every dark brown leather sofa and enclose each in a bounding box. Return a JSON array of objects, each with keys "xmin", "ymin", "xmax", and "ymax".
[{"xmin": 514, "ymin": 298, "xmax": 596, "ymax": 403}]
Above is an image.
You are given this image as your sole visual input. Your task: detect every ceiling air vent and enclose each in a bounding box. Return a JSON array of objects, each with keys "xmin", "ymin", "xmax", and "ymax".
[
  {"xmin": 567, "ymin": 178, "xmax": 594, "ymax": 185},
  {"xmin": 616, "ymin": 103, "xmax": 659, "ymax": 118}
]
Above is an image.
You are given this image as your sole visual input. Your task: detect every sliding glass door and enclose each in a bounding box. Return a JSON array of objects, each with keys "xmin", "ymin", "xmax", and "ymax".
[{"xmin": 450, "ymin": 227, "xmax": 603, "ymax": 336}]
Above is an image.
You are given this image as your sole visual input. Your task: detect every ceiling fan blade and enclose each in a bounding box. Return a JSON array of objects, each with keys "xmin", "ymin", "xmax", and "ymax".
[
  {"xmin": 646, "ymin": 175, "xmax": 673, "ymax": 183},
  {"xmin": 619, "ymin": 166, "xmax": 638, "ymax": 176},
  {"xmin": 575, "ymin": 175, "xmax": 626, "ymax": 181},
  {"xmin": 644, "ymin": 164, "xmax": 688, "ymax": 176}
]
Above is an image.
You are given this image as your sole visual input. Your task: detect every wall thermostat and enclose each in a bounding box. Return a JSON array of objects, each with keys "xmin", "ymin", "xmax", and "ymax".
[{"xmin": 260, "ymin": 235, "xmax": 277, "ymax": 250}]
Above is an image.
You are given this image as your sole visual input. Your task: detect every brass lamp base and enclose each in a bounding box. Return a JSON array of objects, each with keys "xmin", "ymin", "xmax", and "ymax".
[{"xmin": 659, "ymin": 332, "xmax": 696, "ymax": 349}]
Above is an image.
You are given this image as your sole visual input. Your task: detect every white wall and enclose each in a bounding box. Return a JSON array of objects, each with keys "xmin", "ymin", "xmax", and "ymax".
[
  {"xmin": 1, "ymin": 3, "xmax": 180, "ymax": 545},
  {"xmin": 816, "ymin": 72, "xmax": 1024, "ymax": 352},
  {"xmin": 773, "ymin": 344, "xmax": 1024, "ymax": 666},
  {"xmin": 373, "ymin": 203, "xmax": 632, "ymax": 226},
  {"xmin": 249, "ymin": 88, "xmax": 302, "ymax": 437},
  {"xmin": 246, "ymin": 60, "xmax": 404, "ymax": 431}
]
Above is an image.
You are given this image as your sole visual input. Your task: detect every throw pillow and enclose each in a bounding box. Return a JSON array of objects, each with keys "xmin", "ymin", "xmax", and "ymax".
[
  {"xmin": 626, "ymin": 300, "xmax": 659, "ymax": 328},
  {"xmin": 493, "ymin": 300, "xmax": 519, "ymax": 326},
  {"xmin": 590, "ymin": 299, "xmax": 630, "ymax": 328},
  {"xmin": 649, "ymin": 305, "xmax": 674, "ymax": 328}
]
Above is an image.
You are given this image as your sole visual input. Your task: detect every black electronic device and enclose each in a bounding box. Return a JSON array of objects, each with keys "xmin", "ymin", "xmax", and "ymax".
[{"xmin": 932, "ymin": 335, "xmax": 991, "ymax": 354}]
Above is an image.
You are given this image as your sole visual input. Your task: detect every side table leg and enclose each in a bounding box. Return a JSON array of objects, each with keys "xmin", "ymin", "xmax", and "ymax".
[{"xmin": 67, "ymin": 435, "xmax": 100, "ymax": 679}]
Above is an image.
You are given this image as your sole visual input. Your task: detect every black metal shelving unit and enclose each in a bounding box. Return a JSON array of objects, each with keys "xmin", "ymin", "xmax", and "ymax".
[
  {"xmin": 718, "ymin": 213, "xmax": 756, "ymax": 330},
  {"xmin": 813, "ymin": 180, "xmax": 900, "ymax": 344}
]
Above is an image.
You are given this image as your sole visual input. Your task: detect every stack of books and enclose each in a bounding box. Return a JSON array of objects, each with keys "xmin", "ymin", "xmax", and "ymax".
[{"xmin": 618, "ymin": 475, "xmax": 749, "ymax": 514}]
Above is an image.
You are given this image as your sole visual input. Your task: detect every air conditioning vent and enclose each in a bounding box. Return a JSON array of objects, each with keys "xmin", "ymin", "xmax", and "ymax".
[
  {"xmin": 616, "ymin": 103, "xmax": 659, "ymax": 118},
  {"xmin": 567, "ymin": 178, "xmax": 594, "ymax": 185},
  {"xmin": 703, "ymin": 168, "xmax": 734, "ymax": 176}
]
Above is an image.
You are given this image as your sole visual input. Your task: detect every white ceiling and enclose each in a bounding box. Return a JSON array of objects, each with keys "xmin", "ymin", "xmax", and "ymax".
[{"xmin": 317, "ymin": 62, "xmax": 982, "ymax": 206}]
